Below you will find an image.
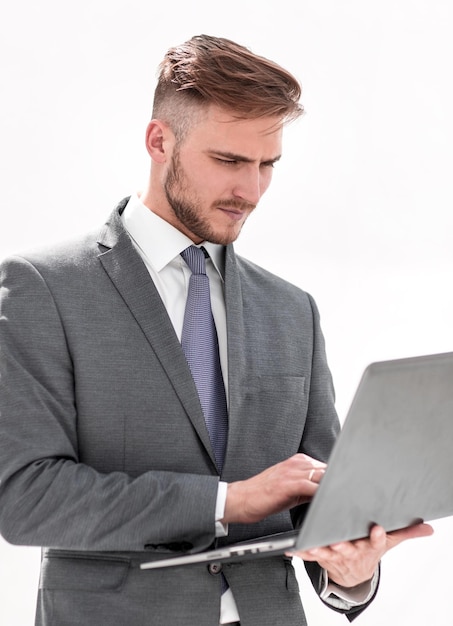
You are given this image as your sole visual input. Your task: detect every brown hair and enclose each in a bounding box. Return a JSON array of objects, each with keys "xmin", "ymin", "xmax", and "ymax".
[{"xmin": 152, "ymin": 34, "xmax": 303, "ymax": 139}]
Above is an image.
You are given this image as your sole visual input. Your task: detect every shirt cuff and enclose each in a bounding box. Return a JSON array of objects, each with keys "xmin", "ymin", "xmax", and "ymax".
[
  {"xmin": 319, "ymin": 567, "xmax": 379, "ymax": 610},
  {"xmin": 215, "ymin": 481, "xmax": 228, "ymax": 537}
]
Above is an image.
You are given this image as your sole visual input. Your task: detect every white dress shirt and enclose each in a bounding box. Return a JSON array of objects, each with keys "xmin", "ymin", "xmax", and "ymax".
[{"xmin": 121, "ymin": 193, "xmax": 377, "ymax": 623}]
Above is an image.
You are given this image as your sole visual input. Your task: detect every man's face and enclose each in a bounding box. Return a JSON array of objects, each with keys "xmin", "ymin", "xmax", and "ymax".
[{"xmin": 161, "ymin": 105, "xmax": 283, "ymax": 245}]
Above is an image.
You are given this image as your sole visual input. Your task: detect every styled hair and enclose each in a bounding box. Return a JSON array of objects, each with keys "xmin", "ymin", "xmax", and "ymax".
[{"xmin": 152, "ymin": 34, "xmax": 304, "ymax": 139}]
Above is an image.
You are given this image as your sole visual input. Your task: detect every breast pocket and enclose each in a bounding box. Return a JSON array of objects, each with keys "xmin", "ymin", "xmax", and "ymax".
[
  {"xmin": 250, "ymin": 375, "xmax": 306, "ymax": 409},
  {"xmin": 238, "ymin": 375, "xmax": 308, "ymax": 456}
]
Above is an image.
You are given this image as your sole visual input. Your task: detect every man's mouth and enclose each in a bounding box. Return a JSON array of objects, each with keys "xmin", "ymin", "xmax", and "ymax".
[
  {"xmin": 219, "ymin": 206, "xmax": 246, "ymax": 221},
  {"xmin": 217, "ymin": 201, "xmax": 255, "ymax": 221}
]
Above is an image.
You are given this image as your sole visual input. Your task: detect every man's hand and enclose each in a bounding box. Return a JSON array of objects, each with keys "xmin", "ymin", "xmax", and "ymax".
[
  {"xmin": 289, "ymin": 522, "xmax": 434, "ymax": 588},
  {"xmin": 222, "ymin": 453, "xmax": 434, "ymax": 591},
  {"xmin": 222, "ymin": 453, "xmax": 326, "ymax": 525}
]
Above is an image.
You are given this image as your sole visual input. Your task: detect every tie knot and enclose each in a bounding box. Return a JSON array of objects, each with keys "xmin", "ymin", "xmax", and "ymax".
[{"xmin": 181, "ymin": 245, "xmax": 207, "ymax": 275}]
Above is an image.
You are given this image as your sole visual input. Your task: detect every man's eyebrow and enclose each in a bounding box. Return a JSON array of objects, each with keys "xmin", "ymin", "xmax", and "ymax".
[{"xmin": 209, "ymin": 150, "xmax": 282, "ymax": 165}]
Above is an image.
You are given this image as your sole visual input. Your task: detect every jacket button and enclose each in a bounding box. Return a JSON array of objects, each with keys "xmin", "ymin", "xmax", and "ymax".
[{"xmin": 208, "ymin": 562, "xmax": 223, "ymax": 575}]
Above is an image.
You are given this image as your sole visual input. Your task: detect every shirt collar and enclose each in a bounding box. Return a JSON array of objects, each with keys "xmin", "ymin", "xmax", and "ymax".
[{"xmin": 122, "ymin": 193, "xmax": 225, "ymax": 279}]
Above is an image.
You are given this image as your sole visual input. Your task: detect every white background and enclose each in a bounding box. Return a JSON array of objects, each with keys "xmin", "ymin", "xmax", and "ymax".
[{"xmin": 1, "ymin": 1, "xmax": 452, "ymax": 624}]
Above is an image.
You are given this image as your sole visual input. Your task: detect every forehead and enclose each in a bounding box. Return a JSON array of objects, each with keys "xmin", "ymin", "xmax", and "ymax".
[{"xmin": 181, "ymin": 104, "xmax": 283, "ymax": 157}]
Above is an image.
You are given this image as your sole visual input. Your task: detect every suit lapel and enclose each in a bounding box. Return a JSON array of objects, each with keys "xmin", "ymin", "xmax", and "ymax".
[
  {"xmin": 96, "ymin": 202, "xmax": 216, "ymax": 467},
  {"xmin": 223, "ymin": 245, "xmax": 247, "ymax": 470}
]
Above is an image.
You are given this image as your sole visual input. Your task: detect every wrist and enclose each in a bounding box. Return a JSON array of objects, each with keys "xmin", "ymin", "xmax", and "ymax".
[{"xmin": 221, "ymin": 481, "xmax": 245, "ymax": 524}]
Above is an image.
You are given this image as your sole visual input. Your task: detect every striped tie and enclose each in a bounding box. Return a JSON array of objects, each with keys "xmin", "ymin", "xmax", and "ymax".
[{"xmin": 180, "ymin": 245, "xmax": 228, "ymax": 471}]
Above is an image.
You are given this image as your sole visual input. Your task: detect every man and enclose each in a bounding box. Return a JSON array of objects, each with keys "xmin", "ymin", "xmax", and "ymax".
[{"xmin": 0, "ymin": 35, "xmax": 432, "ymax": 626}]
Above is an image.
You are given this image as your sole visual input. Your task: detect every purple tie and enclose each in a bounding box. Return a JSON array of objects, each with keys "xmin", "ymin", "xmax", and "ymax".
[{"xmin": 180, "ymin": 246, "xmax": 228, "ymax": 471}]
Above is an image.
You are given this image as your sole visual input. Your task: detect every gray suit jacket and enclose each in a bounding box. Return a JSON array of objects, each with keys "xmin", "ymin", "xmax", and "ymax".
[{"xmin": 0, "ymin": 199, "xmax": 374, "ymax": 625}]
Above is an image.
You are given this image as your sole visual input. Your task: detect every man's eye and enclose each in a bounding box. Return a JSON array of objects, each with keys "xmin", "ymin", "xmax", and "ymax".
[{"xmin": 216, "ymin": 158, "xmax": 237, "ymax": 166}]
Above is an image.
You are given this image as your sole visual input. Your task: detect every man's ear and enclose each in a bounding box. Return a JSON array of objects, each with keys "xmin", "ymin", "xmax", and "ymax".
[{"xmin": 145, "ymin": 119, "xmax": 173, "ymax": 163}]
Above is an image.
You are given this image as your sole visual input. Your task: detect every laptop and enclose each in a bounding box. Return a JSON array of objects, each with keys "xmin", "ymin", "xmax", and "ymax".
[{"xmin": 141, "ymin": 351, "xmax": 453, "ymax": 570}]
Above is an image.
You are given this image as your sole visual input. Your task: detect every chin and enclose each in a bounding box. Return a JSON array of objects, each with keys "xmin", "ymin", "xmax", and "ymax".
[{"xmin": 210, "ymin": 229, "xmax": 242, "ymax": 246}]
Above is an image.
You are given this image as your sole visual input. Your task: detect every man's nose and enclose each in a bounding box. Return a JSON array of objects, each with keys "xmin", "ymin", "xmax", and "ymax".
[{"xmin": 232, "ymin": 167, "xmax": 263, "ymax": 206}]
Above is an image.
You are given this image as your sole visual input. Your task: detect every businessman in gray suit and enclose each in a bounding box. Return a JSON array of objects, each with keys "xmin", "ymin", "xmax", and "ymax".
[{"xmin": 0, "ymin": 35, "xmax": 432, "ymax": 626}]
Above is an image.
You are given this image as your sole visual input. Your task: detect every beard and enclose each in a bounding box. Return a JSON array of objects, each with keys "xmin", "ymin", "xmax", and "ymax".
[{"xmin": 164, "ymin": 148, "xmax": 254, "ymax": 245}]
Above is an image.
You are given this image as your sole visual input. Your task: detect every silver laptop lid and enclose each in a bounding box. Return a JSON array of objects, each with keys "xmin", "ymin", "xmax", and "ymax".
[{"xmin": 295, "ymin": 351, "xmax": 453, "ymax": 551}]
